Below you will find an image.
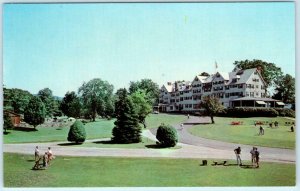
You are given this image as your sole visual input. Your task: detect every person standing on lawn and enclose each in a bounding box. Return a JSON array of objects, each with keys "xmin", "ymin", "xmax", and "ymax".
[
  {"xmin": 254, "ymin": 147, "xmax": 260, "ymax": 168},
  {"xmin": 34, "ymin": 146, "xmax": 40, "ymax": 162},
  {"xmin": 250, "ymin": 147, "xmax": 256, "ymax": 166},
  {"xmin": 43, "ymin": 152, "xmax": 48, "ymax": 169},
  {"xmin": 234, "ymin": 146, "xmax": 242, "ymax": 166}
]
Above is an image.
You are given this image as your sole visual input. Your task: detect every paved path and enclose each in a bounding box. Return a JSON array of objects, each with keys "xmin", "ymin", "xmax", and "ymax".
[
  {"xmin": 3, "ymin": 116, "xmax": 295, "ymax": 164},
  {"xmin": 150, "ymin": 116, "xmax": 295, "ymax": 163}
]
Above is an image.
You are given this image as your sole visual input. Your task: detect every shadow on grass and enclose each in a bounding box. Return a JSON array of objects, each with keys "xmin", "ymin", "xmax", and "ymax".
[
  {"xmin": 92, "ymin": 140, "xmax": 114, "ymax": 144},
  {"xmin": 27, "ymin": 159, "xmax": 35, "ymax": 162},
  {"xmin": 12, "ymin": 127, "xmax": 38, "ymax": 132},
  {"xmin": 3, "ymin": 132, "xmax": 11, "ymax": 135},
  {"xmin": 145, "ymin": 144, "xmax": 172, "ymax": 149},
  {"xmin": 57, "ymin": 142, "xmax": 83, "ymax": 146},
  {"xmin": 240, "ymin": 164, "xmax": 257, "ymax": 169}
]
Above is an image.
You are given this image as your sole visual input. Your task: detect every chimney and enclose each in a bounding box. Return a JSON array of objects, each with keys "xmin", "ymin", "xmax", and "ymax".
[
  {"xmin": 257, "ymin": 66, "xmax": 262, "ymax": 74},
  {"xmin": 167, "ymin": 82, "xmax": 171, "ymax": 86}
]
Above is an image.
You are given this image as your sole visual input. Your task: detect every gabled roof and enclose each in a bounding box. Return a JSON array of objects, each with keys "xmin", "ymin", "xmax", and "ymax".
[
  {"xmin": 162, "ymin": 84, "xmax": 173, "ymax": 93},
  {"xmin": 203, "ymin": 75, "xmax": 214, "ymax": 83}
]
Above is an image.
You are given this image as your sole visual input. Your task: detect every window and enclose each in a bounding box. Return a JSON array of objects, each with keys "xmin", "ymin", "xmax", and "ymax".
[
  {"xmin": 256, "ymin": 85, "xmax": 259, "ymax": 89},
  {"xmin": 238, "ymin": 84, "xmax": 243, "ymax": 89},
  {"xmin": 180, "ymin": 97, "xmax": 183, "ymax": 101},
  {"xmin": 250, "ymin": 92, "xmax": 254, "ymax": 97}
]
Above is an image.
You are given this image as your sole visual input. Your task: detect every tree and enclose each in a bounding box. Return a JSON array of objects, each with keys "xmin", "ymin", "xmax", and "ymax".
[
  {"xmin": 200, "ymin": 96, "xmax": 224, "ymax": 124},
  {"xmin": 38, "ymin": 88, "xmax": 55, "ymax": 117},
  {"xmin": 272, "ymin": 74, "xmax": 295, "ymax": 104},
  {"xmin": 111, "ymin": 89, "xmax": 141, "ymax": 143},
  {"xmin": 78, "ymin": 78, "xmax": 114, "ymax": 121},
  {"xmin": 199, "ymin": 72, "xmax": 210, "ymax": 76},
  {"xmin": 24, "ymin": 96, "xmax": 46, "ymax": 129},
  {"xmin": 60, "ymin": 91, "xmax": 82, "ymax": 118},
  {"xmin": 156, "ymin": 124, "xmax": 178, "ymax": 147},
  {"xmin": 3, "ymin": 113, "xmax": 14, "ymax": 134},
  {"xmin": 129, "ymin": 79, "xmax": 159, "ymax": 106},
  {"xmin": 130, "ymin": 90, "xmax": 152, "ymax": 128},
  {"xmin": 233, "ymin": 59, "xmax": 283, "ymax": 89},
  {"xmin": 4, "ymin": 88, "xmax": 33, "ymax": 114},
  {"xmin": 67, "ymin": 120, "xmax": 86, "ymax": 144}
]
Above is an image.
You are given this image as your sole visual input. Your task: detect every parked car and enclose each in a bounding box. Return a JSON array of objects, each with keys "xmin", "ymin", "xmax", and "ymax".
[{"xmin": 153, "ymin": 111, "xmax": 159, "ymax": 114}]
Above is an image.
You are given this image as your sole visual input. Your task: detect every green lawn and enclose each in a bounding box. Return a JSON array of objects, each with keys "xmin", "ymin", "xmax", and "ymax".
[
  {"xmin": 4, "ymin": 114, "xmax": 186, "ymax": 144},
  {"xmin": 4, "ymin": 153, "xmax": 295, "ymax": 187},
  {"xmin": 3, "ymin": 119, "xmax": 115, "ymax": 144},
  {"xmin": 145, "ymin": 113, "xmax": 186, "ymax": 129},
  {"xmin": 189, "ymin": 117, "xmax": 295, "ymax": 149}
]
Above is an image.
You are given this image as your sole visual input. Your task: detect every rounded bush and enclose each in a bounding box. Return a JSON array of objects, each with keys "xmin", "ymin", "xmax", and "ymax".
[
  {"xmin": 68, "ymin": 120, "xmax": 86, "ymax": 143},
  {"xmin": 156, "ymin": 124, "xmax": 178, "ymax": 147}
]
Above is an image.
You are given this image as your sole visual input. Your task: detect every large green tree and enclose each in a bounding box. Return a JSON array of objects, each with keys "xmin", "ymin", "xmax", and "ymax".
[
  {"xmin": 130, "ymin": 90, "xmax": 152, "ymax": 128},
  {"xmin": 24, "ymin": 96, "xmax": 46, "ymax": 129},
  {"xmin": 3, "ymin": 88, "xmax": 33, "ymax": 114},
  {"xmin": 112, "ymin": 88, "xmax": 141, "ymax": 143},
  {"xmin": 129, "ymin": 79, "xmax": 159, "ymax": 106},
  {"xmin": 272, "ymin": 74, "xmax": 295, "ymax": 104},
  {"xmin": 233, "ymin": 59, "xmax": 283, "ymax": 89},
  {"xmin": 200, "ymin": 96, "xmax": 224, "ymax": 124},
  {"xmin": 38, "ymin": 88, "xmax": 55, "ymax": 117},
  {"xmin": 78, "ymin": 78, "xmax": 114, "ymax": 121},
  {"xmin": 60, "ymin": 91, "xmax": 82, "ymax": 118}
]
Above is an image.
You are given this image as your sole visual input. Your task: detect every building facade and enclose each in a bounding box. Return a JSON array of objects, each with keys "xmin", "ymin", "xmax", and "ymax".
[{"xmin": 158, "ymin": 67, "xmax": 283, "ymax": 113}]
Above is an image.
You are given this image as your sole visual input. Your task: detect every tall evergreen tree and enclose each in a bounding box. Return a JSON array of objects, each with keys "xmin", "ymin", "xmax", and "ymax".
[{"xmin": 112, "ymin": 88, "xmax": 141, "ymax": 143}]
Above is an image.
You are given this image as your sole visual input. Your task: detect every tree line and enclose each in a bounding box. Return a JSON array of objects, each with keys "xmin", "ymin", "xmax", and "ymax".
[{"xmin": 3, "ymin": 78, "xmax": 159, "ymax": 129}]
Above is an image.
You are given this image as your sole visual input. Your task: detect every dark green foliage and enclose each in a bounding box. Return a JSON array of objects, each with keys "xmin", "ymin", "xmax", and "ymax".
[
  {"xmin": 60, "ymin": 91, "xmax": 81, "ymax": 118},
  {"xmin": 4, "ymin": 113, "xmax": 14, "ymax": 133},
  {"xmin": 156, "ymin": 124, "xmax": 178, "ymax": 147},
  {"xmin": 38, "ymin": 88, "xmax": 55, "ymax": 117},
  {"xmin": 68, "ymin": 120, "xmax": 86, "ymax": 143},
  {"xmin": 273, "ymin": 108, "xmax": 295, "ymax": 118},
  {"xmin": 233, "ymin": 59, "xmax": 283, "ymax": 88},
  {"xmin": 112, "ymin": 89, "xmax": 141, "ymax": 143},
  {"xmin": 24, "ymin": 96, "xmax": 46, "ymax": 129},
  {"xmin": 221, "ymin": 108, "xmax": 279, "ymax": 117},
  {"xmin": 3, "ymin": 88, "xmax": 33, "ymax": 114},
  {"xmin": 272, "ymin": 74, "xmax": 295, "ymax": 104}
]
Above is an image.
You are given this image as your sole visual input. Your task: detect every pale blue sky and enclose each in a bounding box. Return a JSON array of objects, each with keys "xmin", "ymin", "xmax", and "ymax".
[{"xmin": 3, "ymin": 2, "xmax": 295, "ymax": 97}]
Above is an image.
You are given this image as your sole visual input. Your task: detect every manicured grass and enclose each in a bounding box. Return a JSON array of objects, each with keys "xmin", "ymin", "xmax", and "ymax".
[
  {"xmin": 145, "ymin": 113, "xmax": 186, "ymax": 129},
  {"xmin": 3, "ymin": 119, "xmax": 115, "ymax": 144},
  {"xmin": 4, "ymin": 153, "xmax": 295, "ymax": 187},
  {"xmin": 3, "ymin": 114, "xmax": 186, "ymax": 144},
  {"xmin": 188, "ymin": 117, "xmax": 295, "ymax": 149}
]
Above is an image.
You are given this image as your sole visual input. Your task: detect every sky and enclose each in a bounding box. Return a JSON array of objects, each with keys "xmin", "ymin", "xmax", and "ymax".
[{"xmin": 3, "ymin": 2, "xmax": 295, "ymax": 97}]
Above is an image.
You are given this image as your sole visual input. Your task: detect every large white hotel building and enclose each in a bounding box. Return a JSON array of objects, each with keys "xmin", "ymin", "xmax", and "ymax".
[{"xmin": 158, "ymin": 67, "xmax": 285, "ymax": 113}]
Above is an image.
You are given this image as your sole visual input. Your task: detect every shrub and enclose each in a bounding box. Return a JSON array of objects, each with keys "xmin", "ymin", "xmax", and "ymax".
[
  {"xmin": 156, "ymin": 124, "xmax": 178, "ymax": 147},
  {"xmin": 274, "ymin": 108, "xmax": 295, "ymax": 118},
  {"xmin": 221, "ymin": 107, "xmax": 278, "ymax": 117},
  {"xmin": 68, "ymin": 120, "xmax": 86, "ymax": 144}
]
